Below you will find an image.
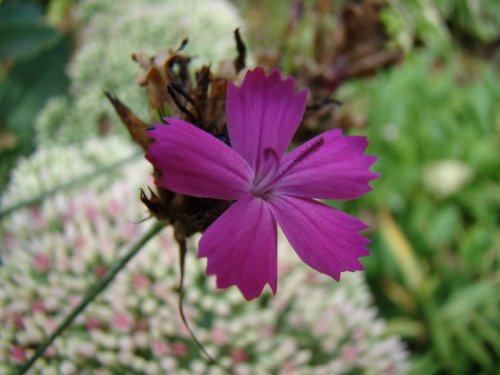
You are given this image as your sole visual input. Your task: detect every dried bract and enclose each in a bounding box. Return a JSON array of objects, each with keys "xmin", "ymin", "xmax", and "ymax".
[{"xmin": 107, "ymin": 31, "xmax": 248, "ymax": 241}]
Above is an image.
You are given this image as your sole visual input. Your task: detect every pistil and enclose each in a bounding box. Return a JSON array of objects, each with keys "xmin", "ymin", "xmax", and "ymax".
[{"xmin": 253, "ymin": 136, "xmax": 325, "ymax": 197}]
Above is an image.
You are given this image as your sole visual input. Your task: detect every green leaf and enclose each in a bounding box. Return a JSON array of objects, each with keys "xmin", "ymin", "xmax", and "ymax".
[
  {"xmin": 454, "ymin": 325, "xmax": 494, "ymax": 370},
  {"xmin": 0, "ymin": 22, "xmax": 60, "ymax": 60},
  {"xmin": 423, "ymin": 301, "xmax": 455, "ymax": 372},
  {"xmin": 427, "ymin": 205, "xmax": 461, "ymax": 248},
  {"xmin": 473, "ymin": 314, "xmax": 500, "ymax": 358},
  {"xmin": 0, "ymin": 2, "xmax": 42, "ymax": 23},
  {"xmin": 440, "ymin": 281, "xmax": 497, "ymax": 322},
  {"xmin": 0, "ymin": 0, "xmax": 55, "ymax": 61},
  {"xmin": 0, "ymin": 33, "xmax": 71, "ymax": 153},
  {"xmin": 408, "ymin": 352, "xmax": 442, "ymax": 375}
]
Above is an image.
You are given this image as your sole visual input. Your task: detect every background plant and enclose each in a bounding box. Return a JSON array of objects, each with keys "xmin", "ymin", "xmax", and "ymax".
[
  {"xmin": 0, "ymin": 137, "xmax": 409, "ymax": 375},
  {"xmin": 340, "ymin": 51, "xmax": 500, "ymax": 375},
  {"xmin": 0, "ymin": 0, "xmax": 72, "ymax": 190}
]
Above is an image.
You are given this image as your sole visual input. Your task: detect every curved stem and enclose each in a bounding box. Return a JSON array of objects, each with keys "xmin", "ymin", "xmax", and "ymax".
[
  {"xmin": 176, "ymin": 238, "xmax": 232, "ymax": 374},
  {"xmin": 16, "ymin": 220, "xmax": 165, "ymax": 375}
]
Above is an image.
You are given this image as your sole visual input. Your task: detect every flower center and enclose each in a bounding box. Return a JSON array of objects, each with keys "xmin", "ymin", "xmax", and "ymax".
[{"xmin": 251, "ymin": 136, "xmax": 325, "ymax": 198}]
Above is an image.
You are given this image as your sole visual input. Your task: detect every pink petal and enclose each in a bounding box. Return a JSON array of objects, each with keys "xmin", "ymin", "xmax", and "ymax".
[
  {"xmin": 268, "ymin": 195, "xmax": 370, "ymax": 281},
  {"xmin": 146, "ymin": 119, "xmax": 253, "ymax": 200},
  {"xmin": 226, "ymin": 68, "xmax": 307, "ymax": 180},
  {"xmin": 276, "ymin": 129, "xmax": 380, "ymax": 200},
  {"xmin": 198, "ymin": 195, "xmax": 277, "ymax": 300}
]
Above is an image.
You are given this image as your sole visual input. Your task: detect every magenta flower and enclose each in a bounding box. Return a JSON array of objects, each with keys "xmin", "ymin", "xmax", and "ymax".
[{"xmin": 146, "ymin": 68, "xmax": 379, "ymax": 300}]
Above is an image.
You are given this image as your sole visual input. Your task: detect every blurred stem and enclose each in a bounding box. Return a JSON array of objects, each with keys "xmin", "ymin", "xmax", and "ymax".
[
  {"xmin": 16, "ymin": 220, "xmax": 165, "ymax": 375},
  {"xmin": 0, "ymin": 150, "xmax": 142, "ymax": 220},
  {"xmin": 176, "ymin": 236, "xmax": 232, "ymax": 374}
]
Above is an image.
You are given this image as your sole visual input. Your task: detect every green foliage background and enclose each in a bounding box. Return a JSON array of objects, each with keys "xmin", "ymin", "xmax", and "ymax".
[
  {"xmin": 349, "ymin": 51, "xmax": 500, "ymax": 375},
  {"xmin": 0, "ymin": 1, "xmax": 71, "ymax": 190}
]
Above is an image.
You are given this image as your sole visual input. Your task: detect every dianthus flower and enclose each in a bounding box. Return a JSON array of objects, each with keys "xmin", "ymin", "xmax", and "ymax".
[{"xmin": 146, "ymin": 68, "xmax": 379, "ymax": 300}]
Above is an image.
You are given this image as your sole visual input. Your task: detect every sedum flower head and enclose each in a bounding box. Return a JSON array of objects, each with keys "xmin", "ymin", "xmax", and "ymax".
[
  {"xmin": 146, "ymin": 68, "xmax": 380, "ymax": 300},
  {"xmin": 35, "ymin": 0, "xmax": 245, "ymax": 146},
  {"xmin": 0, "ymin": 138, "xmax": 406, "ymax": 375},
  {"xmin": 0, "ymin": 136, "xmax": 136, "ymax": 207}
]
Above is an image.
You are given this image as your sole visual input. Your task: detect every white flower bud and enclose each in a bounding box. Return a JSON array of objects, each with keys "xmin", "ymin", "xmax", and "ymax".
[{"xmin": 59, "ymin": 361, "xmax": 77, "ymax": 375}]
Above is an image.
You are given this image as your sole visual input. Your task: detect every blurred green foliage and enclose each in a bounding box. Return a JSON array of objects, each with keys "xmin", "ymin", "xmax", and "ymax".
[
  {"xmin": 340, "ymin": 50, "xmax": 500, "ymax": 375},
  {"xmin": 381, "ymin": 0, "xmax": 500, "ymax": 57},
  {"xmin": 35, "ymin": 0, "xmax": 243, "ymax": 148},
  {"xmin": 0, "ymin": 0, "xmax": 72, "ymax": 191},
  {"xmin": 232, "ymin": 0, "xmax": 348, "ymax": 66},
  {"xmin": 345, "ymin": 2, "xmax": 500, "ymax": 373}
]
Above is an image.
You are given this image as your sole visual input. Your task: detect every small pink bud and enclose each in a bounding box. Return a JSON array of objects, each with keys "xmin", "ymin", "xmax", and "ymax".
[
  {"xmin": 132, "ymin": 273, "xmax": 150, "ymax": 289},
  {"xmin": 151, "ymin": 340, "xmax": 168, "ymax": 357},
  {"xmin": 107, "ymin": 200, "xmax": 121, "ymax": 217},
  {"xmin": 305, "ymin": 270, "xmax": 318, "ymax": 283},
  {"xmin": 30, "ymin": 206, "xmax": 45, "ymax": 227},
  {"xmin": 34, "ymin": 253, "xmax": 51, "ymax": 272},
  {"xmin": 171, "ymin": 341, "xmax": 188, "ymax": 357},
  {"xmin": 385, "ymin": 365, "xmax": 397, "ymax": 374},
  {"xmin": 120, "ymin": 223, "xmax": 136, "ymax": 239},
  {"xmin": 13, "ymin": 313, "xmax": 24, "ymax": 328},
  {"xmin": 153, "ymin": 283, "xmax": 169, "ymax": 299},
  {"xmin": 56, "ymin": 254, "xmax": 70, "ymax": 272},
  {"xmin": 342, "ymin": 346, "xmax": 360, "ymax": 361},
  {"xmin": 10, "ymin": 345, "xmax": 25, "ymax": 363},
  {"xmin": 94, "ymin": 265, "xmax": 108, "ymax": 279},
  {"xmin": 3, "ymin": 233, "xmax": 15, "ymax": 248},
  {"xmin": 282, "ymin": 360, "xmax": 296, "ymax": 374},
  {"xmin": 73, "ymin": 235, "xmax": 86, "ymax": 250},
  {"xmin": 313, "ymin": 318, "xmax": 328, "ymax": 335},
  {"xmin": 85, "ymin": 206, "xmax": 99, "ymax": 220},
  {"xmin": 86, "ymin": 317, "xmax": 103, "ymax": 330},
  {"xmin": 210, "ymin": 325, "xmax": 228, "ymax": 346},
  {"xmin": 353, "ymin": 329, "xmax": 367, "ymax": 340},
  {"xmin": 134, "ymin": 318, "xmax": 149, "ymax": 331},
  {"xmin": 230, "ymin": 349, "xmax": 248, "ymax": 363},
  {"xmin": 277, "ymin": 262, "xmax": 291, "ymax": 277},
  {"xmin": 259, "ymin": 324, "xmax": 275, "ymax": 338},
  {"xmin": 43, "ymin": 317, "xmax": 58, "ymax": 336},
  {"xmin": 31, "ymin": 300, "xmax": 45, "ymax": 313},
  {"xmin": 69, "ymin": 295, "xmax": 82, "ymax": 308},
  {"xmin": 113, "ymin": 312, "xmax": 133, "ymax": 332},
  {"xmin": 44, "ymin": 345, "xmax": 57, "ymax": 358},
  {"xmin": 61, "ymin": 200, "xmax": 76, "ymax": 224}
]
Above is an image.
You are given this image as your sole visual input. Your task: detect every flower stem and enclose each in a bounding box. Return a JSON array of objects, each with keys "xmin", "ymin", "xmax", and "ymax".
[
  {"xmin": 15, "ymin": 220, "xmax": 165, "ymax": 375},
  {"xmin": 0, "ymin": 150, "xmax": 142, "ymax": 220},
  {"xmin": 176, "ymin": 237, "xmax": 232, "ymax": 374}
]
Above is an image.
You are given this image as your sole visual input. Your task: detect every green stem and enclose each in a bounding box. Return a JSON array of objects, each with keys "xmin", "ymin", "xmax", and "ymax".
[
  {"xmin": 16, "ymin": 220, "xmax": 165, "ymax": 375},
  {"xmin": 0, "ymin": 150, "xmax": 142, "ymax": 220}
]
